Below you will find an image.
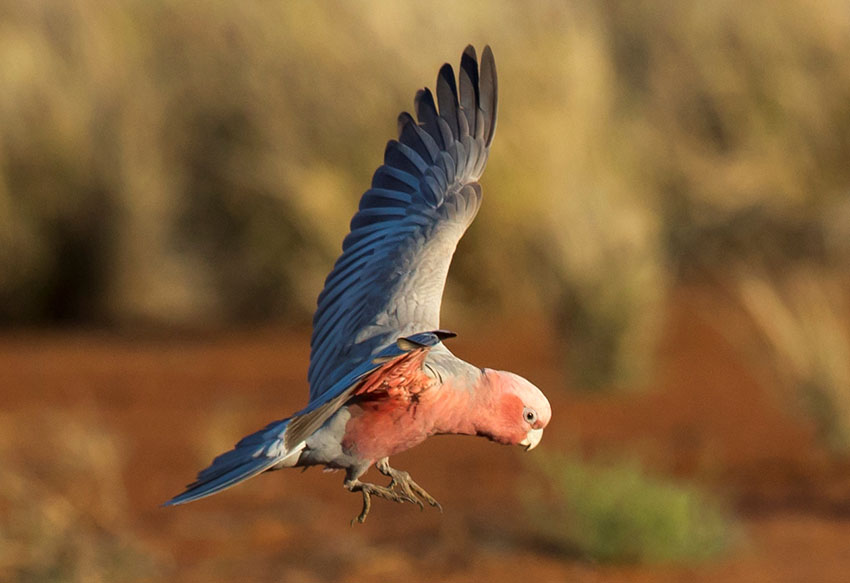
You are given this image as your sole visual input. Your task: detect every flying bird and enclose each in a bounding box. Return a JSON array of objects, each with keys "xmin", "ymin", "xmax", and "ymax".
[{"xmin": 165, "ymin": 45, "xmax": 551, "ymax": 523}]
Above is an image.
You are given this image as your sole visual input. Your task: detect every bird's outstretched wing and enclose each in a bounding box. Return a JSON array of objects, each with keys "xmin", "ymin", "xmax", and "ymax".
[{"xmin": 308, "ymin": 45, "xmax": 498, "ymax": 402}]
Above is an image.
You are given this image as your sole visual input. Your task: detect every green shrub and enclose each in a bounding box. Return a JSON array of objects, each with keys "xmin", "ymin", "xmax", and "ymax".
[{"xmin": 524, "ymin": 451, "xmax": 738, "ymax": 564}]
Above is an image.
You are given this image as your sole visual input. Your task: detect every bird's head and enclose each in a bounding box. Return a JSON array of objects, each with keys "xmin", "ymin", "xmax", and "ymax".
[{"xmin": 480, "ymin": 369, "xmax": 551, "ymax": 451}]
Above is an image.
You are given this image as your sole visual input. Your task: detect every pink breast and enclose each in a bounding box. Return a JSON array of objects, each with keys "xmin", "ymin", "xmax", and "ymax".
[{"xmin": 341, "ymin": 399, "xmax": 431, "ymax": 462}]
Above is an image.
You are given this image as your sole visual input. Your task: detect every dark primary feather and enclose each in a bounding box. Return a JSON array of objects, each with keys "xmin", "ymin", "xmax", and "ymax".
[
  {"xmin": 436, "ymin": 64, "xmax": 460, "ymax": 140},
  {"xmin": 308, "ymin": 45, "xmax": 499, "ymax": 404},
  {"xmin": 478, "ymin": 48, "xmax": 498, "ymax": 146},
  {"xmin": 459, "ymin": 46, "xmax": 479, "ymax": 136}
]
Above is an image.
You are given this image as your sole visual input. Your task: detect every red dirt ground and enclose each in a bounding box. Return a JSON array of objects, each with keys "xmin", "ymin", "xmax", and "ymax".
[{"xmin": 2, "ymin": 288, "xmax": 849, "ymax": 582}]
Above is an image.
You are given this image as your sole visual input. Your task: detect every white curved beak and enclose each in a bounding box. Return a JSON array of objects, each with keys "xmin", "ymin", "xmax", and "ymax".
[{"xmin": 519, "ymin": 427, "xmax": 544, "ymax": 451}]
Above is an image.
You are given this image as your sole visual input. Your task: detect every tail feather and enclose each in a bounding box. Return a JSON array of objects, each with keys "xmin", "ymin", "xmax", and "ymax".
[{"xmin": 164, "ymin": 418, "xmax": 297, "ymax": 506}]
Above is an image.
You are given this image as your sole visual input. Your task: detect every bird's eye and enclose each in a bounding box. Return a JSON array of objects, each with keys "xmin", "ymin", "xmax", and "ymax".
[{"xmin": 523, "ymin": 407, "xmax": 537, "ymax": 425}]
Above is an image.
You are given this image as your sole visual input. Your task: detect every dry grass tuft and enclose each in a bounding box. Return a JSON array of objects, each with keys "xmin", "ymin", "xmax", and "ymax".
[{"xmin": 735, "ymin": 267, "xmax": 850, "ymax": 454}]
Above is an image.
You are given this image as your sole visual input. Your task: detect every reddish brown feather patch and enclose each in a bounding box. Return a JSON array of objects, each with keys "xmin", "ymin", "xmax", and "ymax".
[{"xmin": 354, "ymin": 347, "xmax": 432, "ymax": 405}]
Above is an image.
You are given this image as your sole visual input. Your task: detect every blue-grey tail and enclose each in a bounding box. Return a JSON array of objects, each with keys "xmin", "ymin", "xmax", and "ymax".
[{"xmin": 164, "ymin": 418, "xmax": 291, "ymax": 506}]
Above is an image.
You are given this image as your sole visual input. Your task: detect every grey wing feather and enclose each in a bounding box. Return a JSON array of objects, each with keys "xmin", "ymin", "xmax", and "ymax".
[{"xmin": 307, "ymin": 45, "xmax": 498, "ymax": 402}]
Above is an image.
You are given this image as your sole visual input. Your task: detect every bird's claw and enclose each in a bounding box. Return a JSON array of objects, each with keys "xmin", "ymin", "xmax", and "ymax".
[
  {"xmin": 345, "ymin": 460, "xmax": 442, "ymax": 523},
  {"xmin": 345, "ymin": 479, "xmax": 419, "ymax": 524},
  {"xmin": 388, "ymin": 472, "xmax": 442, "ymax": 512},
  {"xmin": 377, "ymin": 458, "xmax": 442, "ymax": 513}
]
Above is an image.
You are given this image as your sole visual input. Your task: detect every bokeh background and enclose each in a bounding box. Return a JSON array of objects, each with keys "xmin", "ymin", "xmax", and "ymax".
[{"xmin": 2, "ymin": 1, "xmax": 850, "ymax": 581}]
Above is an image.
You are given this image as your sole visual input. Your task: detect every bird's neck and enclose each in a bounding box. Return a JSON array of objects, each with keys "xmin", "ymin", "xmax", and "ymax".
[{"xmin": 426, "ymin": 370, "xmax": 509, "ymax": 442}]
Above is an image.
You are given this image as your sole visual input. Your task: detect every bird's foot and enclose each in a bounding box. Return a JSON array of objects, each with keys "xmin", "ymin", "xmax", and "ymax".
[
  {"xmin": 376, "ymin": 458, "xmax": 442, "ymax": 513},
  {"xmin": 344, "ymin": 478, "xmax": 419, "ymax": 525}
]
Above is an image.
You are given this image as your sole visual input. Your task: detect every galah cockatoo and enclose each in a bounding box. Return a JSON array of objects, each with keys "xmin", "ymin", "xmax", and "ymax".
[{"xmin": 165, "ymin": 45, "xmax": 551, "ymax": 523}]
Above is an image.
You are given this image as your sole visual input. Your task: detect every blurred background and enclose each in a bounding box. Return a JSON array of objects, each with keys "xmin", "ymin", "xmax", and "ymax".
[{"xmin": 2, "ymin": 0, "xmax": 849, "ymax": 581}]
